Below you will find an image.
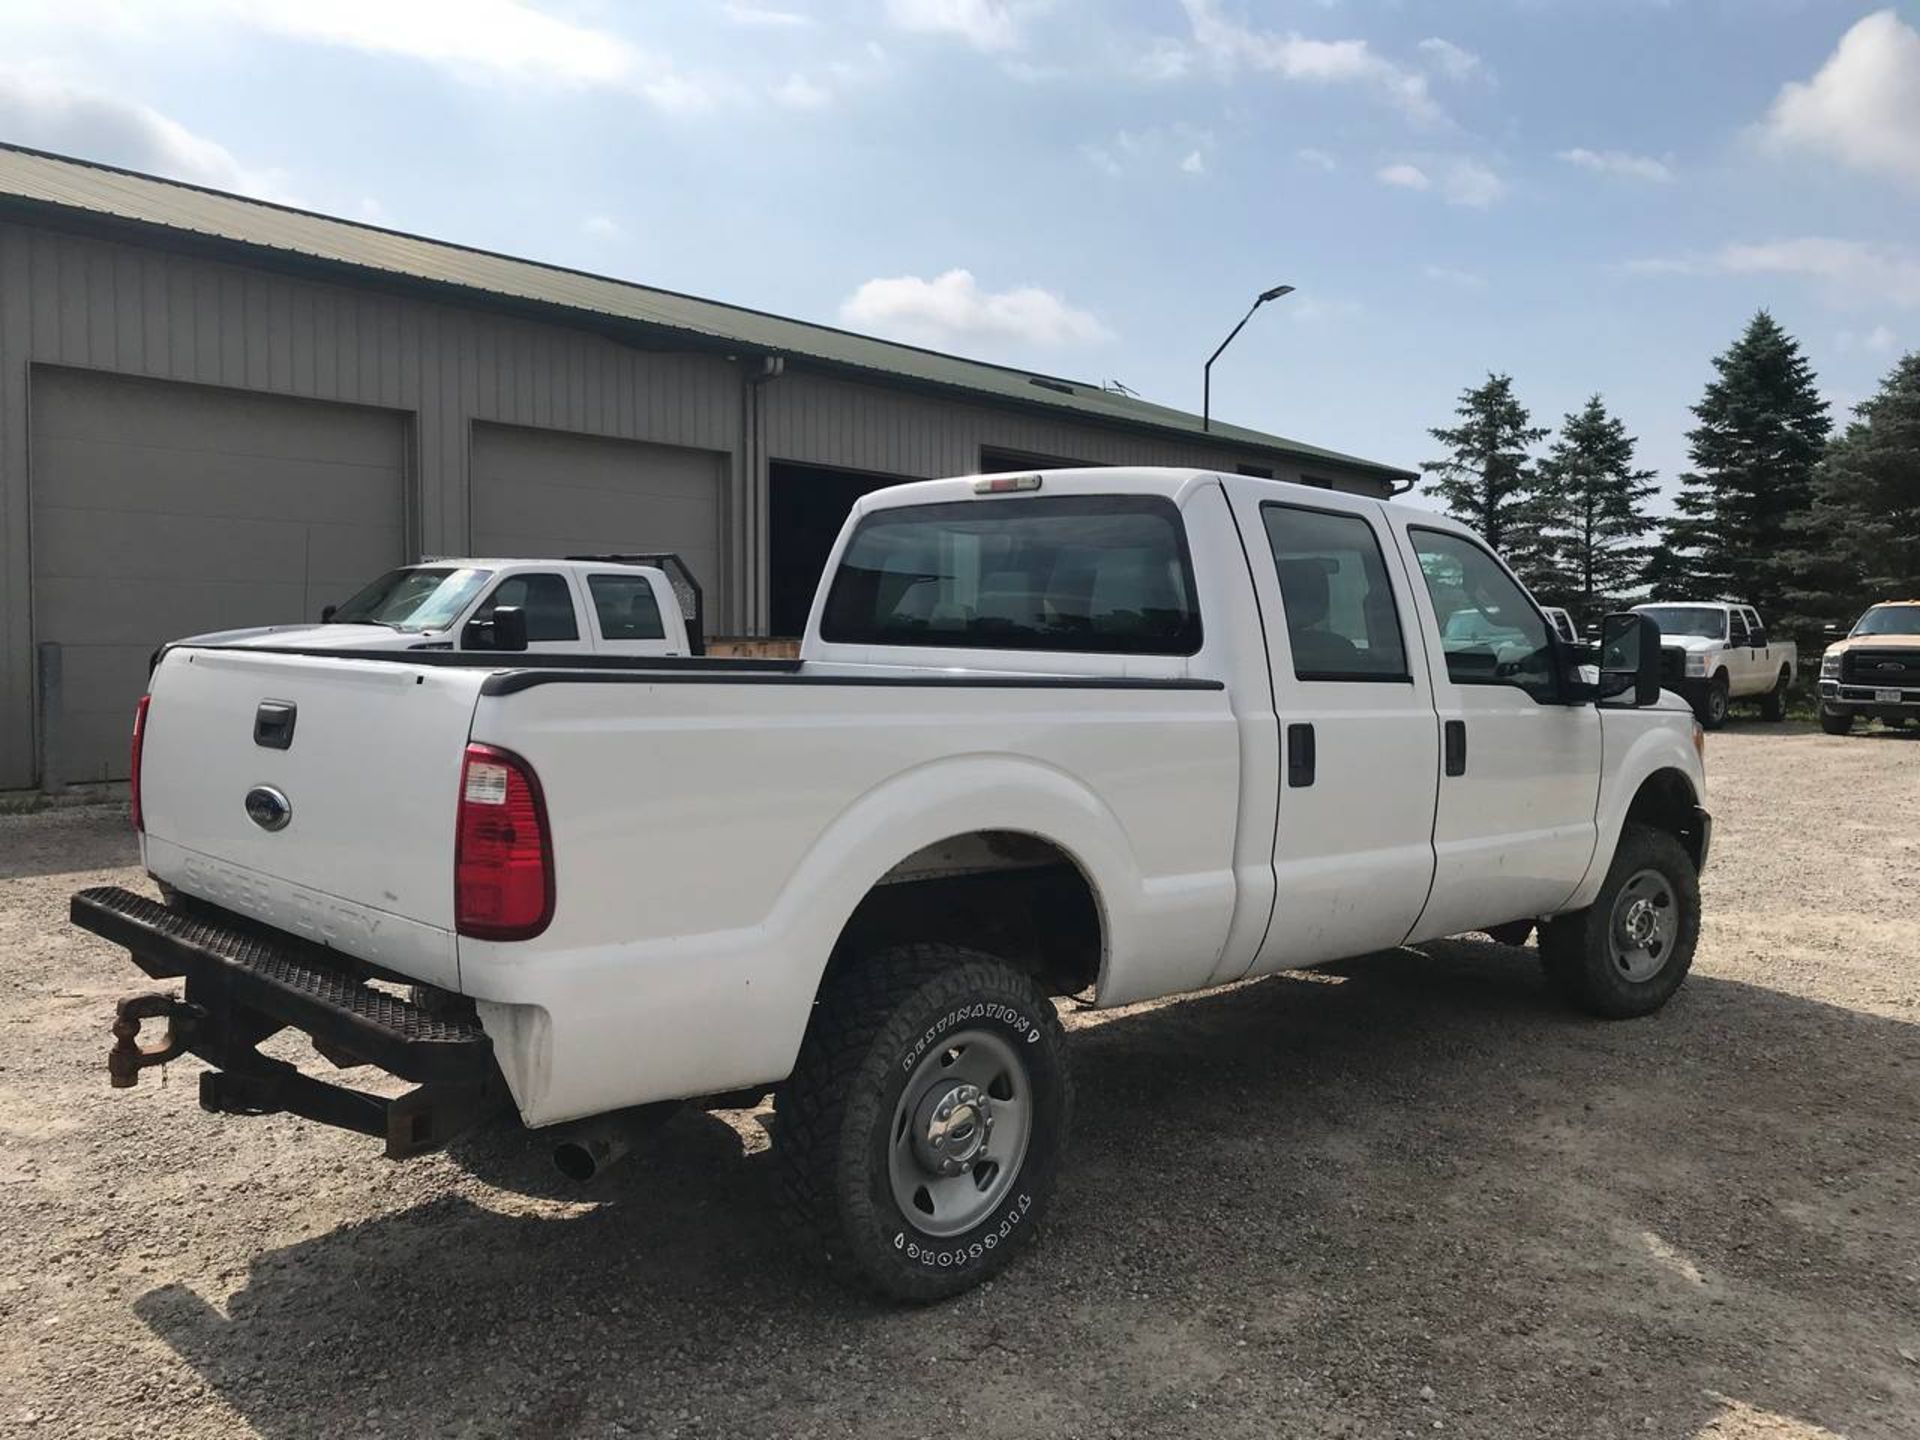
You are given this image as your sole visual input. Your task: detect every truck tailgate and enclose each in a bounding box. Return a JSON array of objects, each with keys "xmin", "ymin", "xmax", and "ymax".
[{"xmin": 137, "ymin": 648, "xmax": 489, "ymax": 989}]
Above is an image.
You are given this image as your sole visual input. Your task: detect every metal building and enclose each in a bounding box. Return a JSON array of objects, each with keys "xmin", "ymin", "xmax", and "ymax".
[{"xmin": 0, "ymin": 144, "xmax": 1414, "ymax": 788}]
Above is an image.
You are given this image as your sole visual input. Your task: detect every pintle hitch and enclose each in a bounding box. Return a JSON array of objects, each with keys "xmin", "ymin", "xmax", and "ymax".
[{"xmin": 108, "ymin": 993, "xmax": 204, "ymax": 1087}]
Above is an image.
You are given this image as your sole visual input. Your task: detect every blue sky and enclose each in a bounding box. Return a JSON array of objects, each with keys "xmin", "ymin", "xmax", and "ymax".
[{"xmin": 0, "ymin": 1, "xmax": 1915, "ymax": 508}]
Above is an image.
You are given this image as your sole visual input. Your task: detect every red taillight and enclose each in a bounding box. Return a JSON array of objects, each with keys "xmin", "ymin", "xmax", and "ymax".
[
  {"xmin": 129, "ymin": 695, "xmax": 152, "ymax": 833},
  {"xmin": 455, "ymin": 743, "xmax": 554, "ymax": 940}
]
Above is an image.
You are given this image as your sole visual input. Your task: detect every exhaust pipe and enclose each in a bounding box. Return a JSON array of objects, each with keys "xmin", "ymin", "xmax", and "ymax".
[
  {"xmin": 553, "ymin": 1127, "xmax": 628, "ymax": 1183},
  {"xmin": 550, "ymin": 1102, "xmax": 679, "ymax": 1182}
]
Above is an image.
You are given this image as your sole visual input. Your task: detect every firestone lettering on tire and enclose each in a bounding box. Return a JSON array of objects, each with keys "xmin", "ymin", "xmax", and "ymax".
[{"xmin": 894, "ymin": 1192, "xmax": 1034, "ymax": 1268}]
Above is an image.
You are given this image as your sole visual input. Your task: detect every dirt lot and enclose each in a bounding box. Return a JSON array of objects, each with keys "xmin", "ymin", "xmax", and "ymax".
[{"xmin": 1, "ymin": 724, "xmax": 1916, "ymax": 1440}]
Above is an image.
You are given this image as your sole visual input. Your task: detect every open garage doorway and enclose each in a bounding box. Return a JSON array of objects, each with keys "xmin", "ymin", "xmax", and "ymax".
[{"xmin": 769, "ymin": 461, "xmax": 912, "ymax": 638}]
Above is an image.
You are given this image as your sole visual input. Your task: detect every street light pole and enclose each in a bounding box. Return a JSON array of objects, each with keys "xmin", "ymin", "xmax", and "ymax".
[{"xmin": 1203, "ymin": 284, "xmax": 1293, "ymax": 432}]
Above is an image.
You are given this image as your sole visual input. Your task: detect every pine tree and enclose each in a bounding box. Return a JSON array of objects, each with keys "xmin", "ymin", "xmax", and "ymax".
[
  {"xmin": 1788, "ymin": 351, "xmax": 1920, "ymax": 620},
  {"xmin": 1654, "ymin": 311, "xmax": 1829, "ymax": 618},
  {"xmin": 1535, "ymin": 395, "xmax": 1658, "ymax": 626},
  {"xmin": 1421, "ymin": 374, "xmax": 1550, "ymax": 582}
]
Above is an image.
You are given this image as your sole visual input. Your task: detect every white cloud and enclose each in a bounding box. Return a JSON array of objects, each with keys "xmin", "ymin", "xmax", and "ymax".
[
  {"xmin": 1180, "ymin": 149, "xmax": 1205, "ymax": 175},
  {"xmin": 1422, "ymin": 264, "xmax": 1487, "ymax": 290},
  {"xmin": 1380, "ymin": 156, "xmax": 1505, "ymax": 206},
  {"xmin": 1417, "ymin": 37, "xmax": 1483, "ymax": 83},
  {"xmin": 581, "ymin": 215, "xmax": 620, "ymax": 239},
  {"xmin": 723, "ymin": 2, "xmax": 812, "ymax": 27},
  {"xmin": 235, "ymin": 0, "xmax": 638, "ymax": 85},
  {"xmin": 69, "ymin": 0, "xmax": 725, "ymax": 112},
  {"xmin": 1764, "ymin": 9, "xmax": 1920, "ymax": 189},
  {"xmin": 1837, "ymin": 324, "xmax": 1899, "ymax": 355},
  {"xmin": 771, "ymin": 72, "xmax": 831, "ymax": 108},
  {"xmin": 1169, "ymin": 0, "xmax": 1443, "ymax": 123},
  {"xmin": 1557, "ymin": 147, "xmax": 1673, "ymax": 182},
  {"xmin": 840, "ymin": 268, "xmax": 1113, "ymax": 348},
  {"xmin": 884, "ymin": 0, "xmax": 1024, "ymax": 52},
  {"xmin": 1084, "ymin": 125, "xmax": 1212, "ymax": 179},
  {"xmin": 1296, "ymin": 147, "xmax": 1338, "ymax": 171},
  {"xmin": 1627, "ymin": 238, "xmax": 1920, "ymax": 308},
  {"xmin": 0, "ymin": 69, "xmax": 289, "ymax": 199}
]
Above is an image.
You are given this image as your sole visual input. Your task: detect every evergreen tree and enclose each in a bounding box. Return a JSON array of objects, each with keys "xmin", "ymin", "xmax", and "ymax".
[
  {"xmin": 1535, "ymin": 395, "xmax": 1658, "ymax": 626},
  {"xmin": 1788, "ymin": 351, "xmax": 1920, "ymax": 620},
  {"xmin": 1654, "ymin": 311, "xmax": 1829, "ymax": 617},
  {"xmin": 1421, "ymin": 374, "xmax": 1550, "ymax": 582}
]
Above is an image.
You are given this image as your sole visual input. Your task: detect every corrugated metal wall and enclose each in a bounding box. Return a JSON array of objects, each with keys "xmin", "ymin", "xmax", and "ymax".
[{"xmin": 0, "ymin": 215, "xmax": 1386, "ymax": 789}]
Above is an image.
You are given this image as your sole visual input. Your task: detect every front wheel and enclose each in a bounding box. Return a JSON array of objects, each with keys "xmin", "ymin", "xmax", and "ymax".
[
  {"xmin": 1760, "ymin": 669, "xmax": 1790, "ymax": 722},
  {"xmin": 1539, "ymin": 823, "xmax": 1700, "ymax": 1019},
  {"xmin": 1699, "ymin": 675, "xmax": 1730, "ymax": 729},
  {"xmin": 1819, "ymin": 702, "xmax": 1855, "ymax": 736},
  {"xmin": 774, "ymin": 944, "xmax": 1072, "ymax": 1302}
]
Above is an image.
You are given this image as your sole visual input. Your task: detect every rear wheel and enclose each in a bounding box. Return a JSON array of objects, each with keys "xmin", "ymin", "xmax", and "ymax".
[
  {"xmin": 1699, "ymin": 675, "xmax": 1730, "ymax": 729},
  {"xmin": 774, "ymin": 944, "xmax": 1072, "ymax": 1302},
  {"xmin": 1819, "ymin": 702, "xmax": 1855, "ymax": 736},
  {"xmin": 1539, "ymin": 823, "xmax": 1699, "ymax": 1019},
  {"xmin": 1760, "ymin": 668, "xmax": 1790, "ymax": 722}
]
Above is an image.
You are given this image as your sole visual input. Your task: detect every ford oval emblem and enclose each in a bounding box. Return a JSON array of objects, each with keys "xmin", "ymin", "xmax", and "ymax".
[{"xmin": 244, "ymin": 785, "xmax": 292, "ymax": 832}]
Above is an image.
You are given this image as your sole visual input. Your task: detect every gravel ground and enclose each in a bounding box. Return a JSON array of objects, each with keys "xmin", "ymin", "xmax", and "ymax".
[{"xmin": 1, "ymin": 723, "xmax": 1916, "ymax": 1440}]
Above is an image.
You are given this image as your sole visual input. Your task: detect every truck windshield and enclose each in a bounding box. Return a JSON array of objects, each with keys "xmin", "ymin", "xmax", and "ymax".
[
  {"xmin": 820, "ymin": 495, "xmax": 1200, "ymax": 655},
  {"xmin": 1637, "ymin": 606, "xmax": 1726, "ymax": 640},
  {"xmin": 330, "ymin": 567, "xmax": 493, "ymax": 632},
  {"xmin": 1854, "ymin": 605, "xmax": 1920, "ymax": 637}
]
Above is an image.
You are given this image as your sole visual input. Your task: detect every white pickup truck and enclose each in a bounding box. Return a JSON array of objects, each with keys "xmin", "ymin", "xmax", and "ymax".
[
  {"xmin": 185, "ymin": 555, "xmax": 702, "ymax": 659},
  {"xmin": 1633, "ymin": 601, "xmax": 1797, "ymax": 728},
  {"xmin": 78, "ymin": 468, "xmax": 1710, "ymax": 1302}
]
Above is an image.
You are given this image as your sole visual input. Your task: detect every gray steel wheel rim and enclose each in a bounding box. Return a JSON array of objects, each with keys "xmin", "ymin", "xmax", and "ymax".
[
  {"xmin": 1608, "ymin": 868, "xmax": 1677, "ymax": 983},
  {"xmin": 887, "ymin": 1026, "xmax": 1032, "ymax": 1238}
]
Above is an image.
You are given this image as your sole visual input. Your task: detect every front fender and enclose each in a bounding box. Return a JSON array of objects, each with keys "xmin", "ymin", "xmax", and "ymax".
[{"xmin": 1565, "ymin": 712, "xmax": 1706, "ymax": 912}]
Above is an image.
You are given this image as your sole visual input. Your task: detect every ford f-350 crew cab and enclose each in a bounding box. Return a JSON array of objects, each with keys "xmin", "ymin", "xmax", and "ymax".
[
  {"xmin": 77, "ymin": 468, "xmax": 1710, "ymax": 1302},
  {"xmin": 1633, "ymin": 601, "xmax": 1796, "ymax": 728}
]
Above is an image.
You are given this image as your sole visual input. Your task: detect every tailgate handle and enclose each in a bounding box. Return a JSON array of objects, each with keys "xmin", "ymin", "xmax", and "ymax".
[{"xmin": 254, "ymin": 700, "xmax": 297, "ymax": 751}]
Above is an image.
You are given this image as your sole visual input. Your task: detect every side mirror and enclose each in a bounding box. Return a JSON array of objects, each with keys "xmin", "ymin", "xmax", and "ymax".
[
  {"xmin": 1597, "ymin": 611, "xmax": 1662, "ymax": 707},
  {"xmin": 491, "ymin": 606, "xmax": 529, "ymax": 653},
  {"xmin": 320, "ymin": 604, "xmax": 338, "ymax": 623},
  {"xmin": 460, "ymin": 606, "xmax": 529, "ymax": 653}
]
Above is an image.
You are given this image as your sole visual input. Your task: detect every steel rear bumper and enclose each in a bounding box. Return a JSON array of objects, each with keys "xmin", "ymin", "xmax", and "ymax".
[{"xmin": 72, "ymin": 886, "xmax": 500, "ymax": 1156}]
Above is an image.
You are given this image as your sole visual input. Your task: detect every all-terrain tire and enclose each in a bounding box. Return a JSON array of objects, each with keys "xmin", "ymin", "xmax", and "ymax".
[
  {"xmin": 1539, "ymin": 823, "xmax": 1700, "ymax": 1019},
  {"xmin": 1819, "ymin": 703, "xmax": 1855, "ymax": 736},
  {"xmin": 773, "ymin": 944, "xmax": 1073, "ymax": 1302},
  {"xmin": 1760, "ymin": 668, "xmax": 1790, "ymax": 722}
]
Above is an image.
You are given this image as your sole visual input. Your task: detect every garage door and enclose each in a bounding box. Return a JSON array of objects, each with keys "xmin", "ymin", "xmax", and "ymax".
[
  {"xmin": 30, "ymin": 369, "xmax": 407, "ymax": 782},
  {"xmin": 470, "ymin": 422, "xmax": 725, "ymax": 628}
]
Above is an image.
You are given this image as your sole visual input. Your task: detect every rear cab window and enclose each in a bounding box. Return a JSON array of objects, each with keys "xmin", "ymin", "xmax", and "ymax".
[{"xmin": 819, "ymin": 494, "xmax": 1201, "ymax": 655}]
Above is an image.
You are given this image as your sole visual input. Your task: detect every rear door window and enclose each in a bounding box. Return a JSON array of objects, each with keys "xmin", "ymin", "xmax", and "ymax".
[
  {"xmin": 475, "ymin": 573, "xmax": 580, "ymax": 642},
  {"xmin": 1259, "ymin": 504, "xmax": 1409, "ymax": 681},
  {"xmin": 588, "ymin": 574, "xmax": 667, "ymax": 641},
  {"xmin": 819, "ymin": 494, "xmax": 1201, "ymax": 655}
]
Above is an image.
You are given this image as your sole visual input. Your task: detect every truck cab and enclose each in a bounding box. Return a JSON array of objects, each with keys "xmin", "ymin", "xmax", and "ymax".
[{"xmin": 184, "ymin": 557, "xmax": 701, "ymax": 659}]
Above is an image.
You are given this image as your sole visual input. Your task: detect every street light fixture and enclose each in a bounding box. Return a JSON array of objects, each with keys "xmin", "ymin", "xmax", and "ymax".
[{"xmin": 1203, "ymin": 284, "xmax": 1294, "ymax": 432}]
